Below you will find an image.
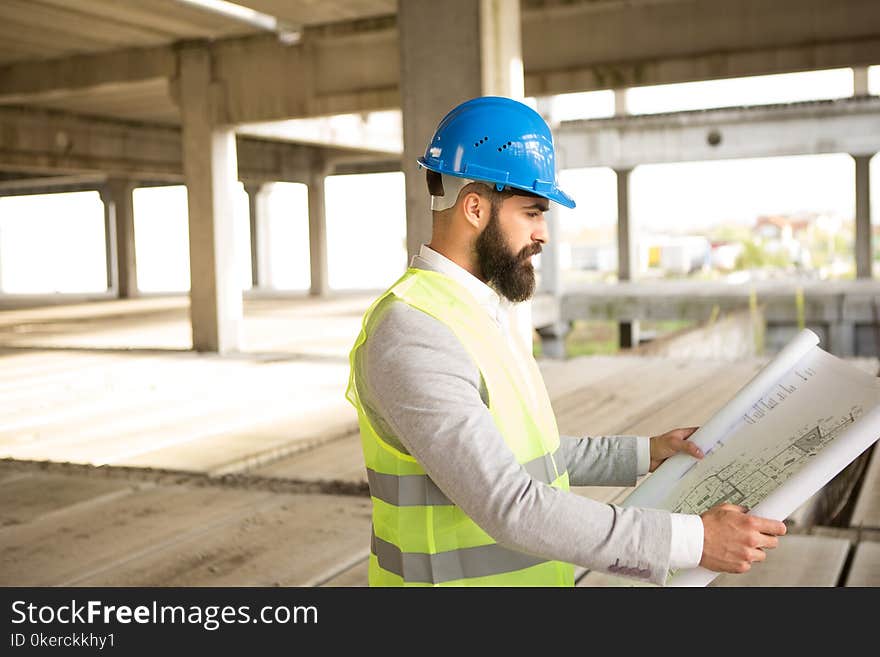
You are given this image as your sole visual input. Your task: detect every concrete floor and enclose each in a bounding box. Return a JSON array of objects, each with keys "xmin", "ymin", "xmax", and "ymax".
[{"xmin": 1, "ymin": 295, "xmax": 878, "ymax": 586}]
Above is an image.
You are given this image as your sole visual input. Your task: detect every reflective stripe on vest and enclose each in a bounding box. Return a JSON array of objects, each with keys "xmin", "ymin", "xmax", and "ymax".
[
  {"xmin": 366, "ymin": 445, "xmax": 566, "ymax": 507},
  {"xmin": 371, "ymin": 527, "xmax": 550, "ymax": 585}
]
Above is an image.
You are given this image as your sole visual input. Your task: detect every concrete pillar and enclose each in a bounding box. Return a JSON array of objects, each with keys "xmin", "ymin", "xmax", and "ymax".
[
  {"xmin": 614, "ymin": 88, "xmax": 628, "ymax": 116},
  {"xmin": 535, "ymin": 200, "xmax": 570, "ymax": 357},
  {"xmin": 613, "ymin": 87, "xmax": 638, "ymax": 348},
  {"xmin": 307, "ymin": 161, "xmax": 330, "ymax": 297},
  {"xmin": 99, "ymin": 179, "xmax": 137, "ymax": 298},
  {"xmin": 244, "ymin": 182, "xmax": 272, "ymax": 289},
  {"xmin": 830, "ymin": 321, "xmax": 856, "ymax": 358},
  {"xmin": 400, "ymin": 0, "xmax": 528, "ymax": 345},
  {"xmin": 535, "ymin": 95, "xmax": 569, "ymax": 357},
  {"xmin": 854, "ymin": 66, "xmax": 870, "ymax": 96},
  {"xmin": 179, "ymin": 45, "xmax": 242, "ymax": 353},
  {"xmin": 536, "ymin": 97, "xmax": 561, "ymax": 296},
  {"xmin": 616, "ymin": 168, "xmax": 639, "ymax": 348},
  {"xmin": 399, "ymin": 0, "xmax": 524, "ymax": 260},
  {"xmin": 855, "ymin": 155, "xmax": 873, "ymax": 279}
]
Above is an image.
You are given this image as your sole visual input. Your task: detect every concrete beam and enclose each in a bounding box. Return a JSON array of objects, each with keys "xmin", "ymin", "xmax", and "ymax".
[
  {"xmin": 522, "ymin": 0, "xmax": 880, "ymax": 95},
  {"xmin": 0, "ymin": 106, "xmax": 387, "ymax": 184},
  {"xmin": 0, "ymin": 174, "xmax": 106, "ymax": 196},
  {"xmin": 210, "ymin": 27, "xmax": 399, "ymax": 125},
  {"xmin": 560, "ymin": 280, "xmax": 880, "ymax": 322},
  {"xmin": 556, "ymin": 97, "xmax": 880, "ymax": 170},
  {"xmin": 0, "ymin": 45, "xmax": 175, "ymax": 104},
  {"xmin": 556, "ymin": 279, "xmax": 880, "ymax": 356},
  {"xmin": 1, "ymin": 1, "xmax": 878, "ymax": 123},
  {"xmin": 179, "ymin": 45, "xmax": 241, "ymax": 354}
]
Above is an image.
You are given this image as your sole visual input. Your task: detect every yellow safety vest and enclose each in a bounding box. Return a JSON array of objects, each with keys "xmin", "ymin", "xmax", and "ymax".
[{"xmin": 346, "ymin": 268, "xmax": 574, "ymax": 586}]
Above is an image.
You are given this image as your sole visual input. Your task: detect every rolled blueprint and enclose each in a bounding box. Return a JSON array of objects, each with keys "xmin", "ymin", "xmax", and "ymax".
[
  {"xmin": 620, "ymin": 328, "xmax": 880, "ymax": 587},
  {"xmin": 671, "ymin": 402, "xmax": 880, "ymax": 586},
  {"xmin": 624, "ymin": 329, "xmax": 820, "ymax": 508}
]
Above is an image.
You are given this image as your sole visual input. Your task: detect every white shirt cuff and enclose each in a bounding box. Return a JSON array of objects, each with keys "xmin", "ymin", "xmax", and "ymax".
[
  {"xmin": 669, "ymin": 513, "xmax": 705, "ymax": 570},
  {"xmin": 635, "ymin": 436, "xmax": 651, "ymax": 476}
]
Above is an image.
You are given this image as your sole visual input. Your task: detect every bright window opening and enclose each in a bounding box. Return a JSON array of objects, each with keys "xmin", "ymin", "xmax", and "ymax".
[
  {"xmin": 0, "ymin": 191, "xmax": 106, "ymax": 293},
  {"xmin": 326, "ymin": 172, "xmax": 407, "ymax": 291}
]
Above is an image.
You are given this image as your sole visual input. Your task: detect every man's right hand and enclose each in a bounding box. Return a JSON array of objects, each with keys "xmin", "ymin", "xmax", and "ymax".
[{"xmin": 699, "ymin": 503, "xmax": 787, "ymax": 574}]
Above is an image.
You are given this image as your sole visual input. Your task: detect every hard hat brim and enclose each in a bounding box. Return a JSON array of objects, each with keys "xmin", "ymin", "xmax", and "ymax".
[{"xmin": 418, "ymin": 159, "xmax": 576, "ymax": 210}]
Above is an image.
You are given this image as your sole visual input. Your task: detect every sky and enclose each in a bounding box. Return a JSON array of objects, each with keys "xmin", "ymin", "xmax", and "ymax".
[{"xmin": 0, "ymin": 66, "xmax": 878, "ymax": 294}]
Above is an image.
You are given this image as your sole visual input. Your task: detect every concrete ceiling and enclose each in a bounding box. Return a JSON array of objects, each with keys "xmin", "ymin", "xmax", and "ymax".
[
  {"xmin": 239, "ymin": 0, "xmax": 396, "ymax": 26},
  {"xmin": 0, "ymin": 0, "xmax": 396, "ymax": 66},
  {"xmin": 0, "ymin": 0, "xmax": 398, "ymax": 129},
  {"xmin": 0, "ymin": 0, "xmax": 253, "ymax": 65},
  {"xmin": 0, "ymin": 0, "xmax": 877, "ymax": 170}
]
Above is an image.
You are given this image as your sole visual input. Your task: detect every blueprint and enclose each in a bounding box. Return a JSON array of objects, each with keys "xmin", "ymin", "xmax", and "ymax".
[{"xmin": 623, "ymin": 329, "xmax": 880, "ymax": 587}]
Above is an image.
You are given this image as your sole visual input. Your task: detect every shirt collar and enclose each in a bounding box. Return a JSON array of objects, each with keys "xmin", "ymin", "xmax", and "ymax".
[{"xmin": 411, "ymin": 244, "xmax": 502, "ymax": 318}]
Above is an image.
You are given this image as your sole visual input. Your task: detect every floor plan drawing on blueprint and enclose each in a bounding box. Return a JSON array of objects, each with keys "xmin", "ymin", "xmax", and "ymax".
[
  {"xmin": 671, "ymin": 409, "xmax": 860, "ymax": 516},
  {"xmin": 623, "ymin": 329, "xmax": 880, "ymax": 587}
]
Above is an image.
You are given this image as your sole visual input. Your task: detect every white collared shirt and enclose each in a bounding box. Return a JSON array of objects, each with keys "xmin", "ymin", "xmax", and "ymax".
[{"xmin": 411, "ymin": 244, "xmax": 538, "ymax": 406}]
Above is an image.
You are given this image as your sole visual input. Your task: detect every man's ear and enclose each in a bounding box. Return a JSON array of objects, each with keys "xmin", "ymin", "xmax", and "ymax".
[{"xmin": 461, "ymin": 191, "xmax": 486, "ymax": 230}]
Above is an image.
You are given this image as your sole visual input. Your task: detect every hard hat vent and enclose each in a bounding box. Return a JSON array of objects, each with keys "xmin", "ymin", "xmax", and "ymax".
[
  {"xmin": 497, "ymin": 141, "xmax": 513, "ymax": 152},
  {"xmin": 473, "ymin": 136, "xmax": 490, "ymax": 148}
]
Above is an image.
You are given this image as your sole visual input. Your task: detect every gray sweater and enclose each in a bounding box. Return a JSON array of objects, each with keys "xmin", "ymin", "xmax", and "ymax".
[{"xmin": 354, "ymin": 264, "xmax": 678, "ymax": 585}]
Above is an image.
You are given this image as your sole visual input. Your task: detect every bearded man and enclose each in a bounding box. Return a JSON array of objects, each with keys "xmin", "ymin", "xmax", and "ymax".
[{"xmin": 345, "ymin": 96, "xmax": 785, "ymax": 587}]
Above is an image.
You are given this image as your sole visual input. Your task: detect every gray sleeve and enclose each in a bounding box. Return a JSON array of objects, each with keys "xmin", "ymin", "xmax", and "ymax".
[
  {"xmin": 558, "ymin": 434, "xmax": 639, "ymax": 487},
  {"xmin": 357, "ymin": 299, "xmax": 674, "ymax": 585}
]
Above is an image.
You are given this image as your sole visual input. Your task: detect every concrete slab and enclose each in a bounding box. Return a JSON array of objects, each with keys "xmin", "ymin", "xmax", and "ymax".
[
  {"xmin": 321, "ymin": 558, "xmax": 369, "ymax": 587},
  {"xmin": 845, "ymin": 541, "xmax": 880, "ymax": 586},
  {"xmin": 0, "ymin": 471, "xmax": 132, "ymax": 526},
  {"xmin": 252, "ymin": 433, "xmax": 365, "ymax": 482},
  {"xmin": 0, "ymin": 467, "xmax": 371, "ymax": 586},
  {"xmin": 72, "ymin": 493, "xmax": 371, "ymax": 586},
  {"xmin": 712, "ymin": 535, "xmax": 850, "ymax": 587},
  {"xmin": 850, "ymin": 446, "xmax": 880, "ymax": 529}
]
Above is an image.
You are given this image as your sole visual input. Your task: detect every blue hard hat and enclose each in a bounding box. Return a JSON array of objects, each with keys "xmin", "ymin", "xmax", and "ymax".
[{"xmin": 418, "ymin": 96, "xmax": 575, "ymax": 209}]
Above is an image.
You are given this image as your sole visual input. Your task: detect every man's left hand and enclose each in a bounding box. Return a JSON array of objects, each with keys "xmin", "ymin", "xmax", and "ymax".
[{"xmin": 649, "ymin": 426, "xmax": 703, "ymax": 473}]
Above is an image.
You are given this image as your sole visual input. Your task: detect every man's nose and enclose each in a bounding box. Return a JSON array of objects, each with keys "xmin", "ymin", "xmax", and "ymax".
[{"xmin": 533, "ymin": 216, "xmax": 549, "ymax": 244}]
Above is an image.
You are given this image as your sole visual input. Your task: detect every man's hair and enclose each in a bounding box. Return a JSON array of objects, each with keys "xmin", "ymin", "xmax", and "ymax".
[{"xmin": 428, "ymin": 170, "xmax": 534, "ymax": 223}]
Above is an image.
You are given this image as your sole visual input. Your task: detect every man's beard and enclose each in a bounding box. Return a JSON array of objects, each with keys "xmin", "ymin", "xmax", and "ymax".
[{"xmin": 475, "ymin": 203, "xmax": 542, "ymax": 303}]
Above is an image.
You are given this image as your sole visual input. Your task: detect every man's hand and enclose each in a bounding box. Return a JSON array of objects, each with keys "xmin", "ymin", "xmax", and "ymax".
[
  {"xmin": 649, "ymin": 426, "xmax": 703, "ymax": 473},
  {"xmin": 700, "ymin": 503, "xmax": 786, "ymax": 573}
]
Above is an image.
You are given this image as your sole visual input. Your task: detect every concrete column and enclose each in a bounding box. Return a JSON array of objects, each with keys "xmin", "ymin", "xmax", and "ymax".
[
  {"xmin": 536, "ymin": 201, "xmax": 570, "ymax": 357},
  {"xmin": 307, "ymin": 162, "xmax": 330, "ymax": 297},
  {"xmin": 400, "ymin": 0, "xmax": 528, "ymax": 345},
  {"xmin": 399, "ymin": 0, "xmax": 524, "ymax": 260},
  {"xmin": 99, "ymin": 179, "xmax": 137, "ymax": 298},
  {"xmin": 244, "ymin": 182, "xmax": 272, "ymax": 289},
  {"xmin": 178, "ymin": 45, "xmax": 242, "ymax": 353},
  {"xmin": 616, "ymin": 167, "xmax": 639, "ymax": 348},
  {"xmin": 855, "ymin": 154, "xmax": 873, "ymax": 279},
  {"xmin": 614, "ymin": 88, "xmax": 628, "ymax": 116},
  {"xmin": 536, "ymin": 96, "xmax": 561, "ymax": 296},
  {"xmin": 854, "ymin": 66, "xmax": 870, "ymax": 96},
  {"xmin": 540, "ymin": 206, "xmax": 563, "ymax": 295},
  {"xmin": 830, "ymin": 321, "xmax": 856, "ymax": 358},
  {"xmin": 535, "ymin": 95, "xmax": 569, "ymax": 357},
  {"xmin": 614, "ymin": 88, "xmax": 638, "ymax": 348}
]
